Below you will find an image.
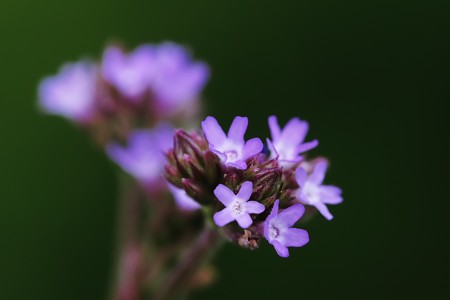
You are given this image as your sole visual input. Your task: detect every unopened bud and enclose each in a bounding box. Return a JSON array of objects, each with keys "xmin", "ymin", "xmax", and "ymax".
[
  {"xmin": 165, "ymin": 130, "xmax": 223, "ymax": 204},
  {"xmin": 182, "ymin": 178, "xmax": 213, "ymax": 205}
]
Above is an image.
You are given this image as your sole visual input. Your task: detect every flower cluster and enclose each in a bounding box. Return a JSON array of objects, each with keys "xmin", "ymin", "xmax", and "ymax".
[
  {"xmin": 166, "ymin": 115, "xmax": 343, "ymax": 257},
  {"xmin": 39, "ymin": 42, "xmax": 209, "ymax": 190},
  {"xmin": 38, "ymin": 41, "xmax": 342, "ymax": 260},
  {"xmin": 38, "ymin": 40, "xmax": 344, "ymax": 300}
]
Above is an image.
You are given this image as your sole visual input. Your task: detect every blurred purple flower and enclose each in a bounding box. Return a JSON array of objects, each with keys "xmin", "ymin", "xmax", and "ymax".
[
  {"xmin": 106, "ymin": 124, "xmax": 174, "ymax": 185},
  {"xmin": 201, "ymin": 116, "xmax": 263, "ymax": 169},
  {"xmin": 102, "ymin": 45, "xmax": 155, "ymax": 100},
  {"xmin": 102, "ymin": 43, "xmax": 209, "ymax": 114},
  {"xmin": 213, "ymin": 181, "xmax": 265, "ymax": 229},
  {"xmin": 264, "ymin": 200, "xmax": 309, "ymax": 258},
  {"xmin": 168, "ymin": 184, "xmax": 201, "ymax": 211},
  {"xmin": 39, "ymin": 61, "xmax": 97, "ymax": 122},
  {"xmin": 267, "ymin": 116, "xmax": 318, "ymax": 166},
  {"xmin": 295, "ymin": 160, "xmax": 343, "ymax": 220},
  {"xmin": 150, "ymin": 43, "xmax": 209, "ymax": 114}
]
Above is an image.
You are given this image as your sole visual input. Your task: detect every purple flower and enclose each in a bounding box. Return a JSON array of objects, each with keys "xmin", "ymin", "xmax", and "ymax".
[
  {"xmin": 168, "ymin": 184, "xmax": 201, "ymax": 211},
  {"xmin": 213, "ymin": 181, "xmax": 265, "ymax": 229},
  {"xmin": 201, "ymin": 116, "xmax": 263, "ymax": 169},
  {"xmin": 264, "ymin": 200, "xmax": 309, "ymax": 258},
  {"xmin": 267, "ymin": 116, "xmax": 318, "ymax": 166},
  {"xmin": 295, "ymin": 160, "xmax": 343, "ymax": 220},
  {"xmin": 106, "ymin": 124, "xmax": 174, "ymax": 185},
  {"xmin": 39, "ymin": 61, "xmax": 97, "ymax": 122},
  {"xmin": 102, "ymin": 43, "xmax": 209, "ymax": 114},
  {"xmin": 102, "ymin": 45, "xmax": 155, "ymax": 100},
  {"xmin": 150, "ymin": 43, "xmax": 209, "ymax": 114}
]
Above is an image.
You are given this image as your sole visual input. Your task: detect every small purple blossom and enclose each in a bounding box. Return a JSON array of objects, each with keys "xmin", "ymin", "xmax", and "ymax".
[
  {"xmin": 39, "ymin": 61, "xmax": 97, "ymax": 122},
  {"xmin": 295, "ymin": 160, "xmax": 343, "ymax": 220},
  {"xmin": 264, "ymin": 200, "xmax": 309, "ymax": 258},
  {"xmin": 106, "ymin": 124, "xmax": 174, "ymax": 185},
  {"xmin": 213, "ymin": 181, "xmax": 265, "ymax": 229},
  {"xmin": 150, "ymin": 43, "xmax": 209, "ymax": 114},
  {"xmin": 267, "ymin": 116, "xmax": 318, "ymax": 165},
  {"xmin": 201, "ymin": 116, "xmax": 263, "ymax": 169},
  {"xmin": 168, "ymin": 184, "xmax": 201, "ymax": 211},
  {"xmin": 102, "ymin": 45, "xmax": 155, "ymax": 100},
  {"xmin": 102, "ymin": 43, "xmax": 209, "ymax": 113}
]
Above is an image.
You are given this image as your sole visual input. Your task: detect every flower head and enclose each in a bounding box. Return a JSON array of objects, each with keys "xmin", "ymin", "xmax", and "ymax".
[
  {"xmin": 102, "ymin": 45, "xmax": 155, "ymax": 100},
  {"xmin": 264, "ymin": 200, "xmax": 309, "ymax": 258},
  {"xmin": 213, "ymin": 181, "xmax": 265, "ymax": 229},
  {"xmin": 107, "ymin": 124, "xmax": 174, "ymax": 185},
  {"xmin": 201, "ymin": 116, "xmax": 263, "ymax": 169},
  {"xmin": 150, "ymin": 43, "xmax": 209, "ymax": 114},
  {"xmin": 267, "ymin": 116, "xmax": 318, "ymax": 166},
  {"xmin": 295, "ymin": 160, "xmax": 343, "ymax": 220},
  {"xmin": 168, "ymin": 184, "xmax": 201, "ymax": 211},
  {"xmin": 39, "ymin": 61, "xmax": 97, "ymax": 122}
]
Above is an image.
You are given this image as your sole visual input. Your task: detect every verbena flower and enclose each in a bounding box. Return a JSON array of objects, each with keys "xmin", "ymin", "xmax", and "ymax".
[
  {"xmin": 107, "ymin": 124, "xmax": 174, "ymax": 185},
  {"xmin": 201, "ymin": 116, "xmax": 263, "ymax": 169},
  {"xmin": 168, "ymin": 184, "xmax": 201, "ymax": 211},
  {"xmin": 264, "ymin": 200, "xmax": 309, "ymax": 258},
  {"xmin": 213, "ymin": 181, "xmax": 265, "ymax": 228},
  {"xmin": 267, "ymin": 116, "xmax": 318, "ymax": 165},
  {"xmin": 295, "ymin": 160, "xmax": 343, "ymax": 220},
  {"xmin": 39, "ymin": 61, "xmax": 97, "ymax": 122},
  {"xmin": 150, "ymin": 43, "xmax": 209, "ymax": 114},
  {"xmin": 167, "ymin": 115, "xmax": 340, "ymax": 256},
  {"xmin": 39, "ymin": 40, "xmax": 343, "ymax": 260},
  {"xmin": 102, "ymin": 43, "xmax": 209, "ymax": 115},
  {"xmin": 40, "ymin": 41, "xmax": 346, "ymax": 299},
  {"xmin": 102, "ymin": 45, "xmax": 155, "ymax": 100}
]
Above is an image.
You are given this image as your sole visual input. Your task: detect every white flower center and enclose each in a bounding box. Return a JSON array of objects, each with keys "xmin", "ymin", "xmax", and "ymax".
[
  {"xmin": 273, "ymin": 143, "xmax": 294, "ymax": 160},
  {"xmin": 225, "ymin": 150, "xmax": 238, "ymax": 162},
  {"xmin": 269, "ymin": 224, "xmax": 280, "ymax": 240},
  {"xmin": 231, "ymin": 200, "xmax": 244, "ymax": 216},
  {"xmin": 302, "ymin": 182, "xmax": 320, "ymax": 204}
]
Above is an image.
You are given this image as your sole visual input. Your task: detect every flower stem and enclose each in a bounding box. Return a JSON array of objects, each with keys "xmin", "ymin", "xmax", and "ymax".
[
  {"xmin": 108, "ymin": 176, "xmax": 143, "ymax": 300},
  {"xmin": 152, "ymin": 227, "xmax": 222, "ymax": 300}
]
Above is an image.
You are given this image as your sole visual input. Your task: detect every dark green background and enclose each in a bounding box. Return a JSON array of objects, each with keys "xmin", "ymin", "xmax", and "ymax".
[{"xmin": 1, "ymin": 0, "xmax": 449, "ymax": 299}]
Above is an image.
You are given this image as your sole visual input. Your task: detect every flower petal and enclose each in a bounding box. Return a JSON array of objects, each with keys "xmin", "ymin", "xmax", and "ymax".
[
  {"xmin": 282, "ymin": 228, "xmax": 309, "ymax": 247},
  {"xmin": 237, "ymin": 181, "xmax": 253, "ymax": 201},
  {"xmin": 168, "ymin": 184, "xmax": 201, "ymax": 211},
  {"xmin": 246, "ymin": 201, "xmax": 265, "ymax": 214},
  {"xmin": 213, "ymin": 209, "xmax": 235, "ymax": 227},
  {"xmin": 235, "ymin": 213, "xmax": 253, "ymax": 228},
  {"xmin": 228, "ymin": 160, "xmax": 247, "ymax": 170},
  {"xmin": 295, "ymin": 139, "xmax": 319, "ymax": 154},
  {"xmin": 268, "ymin": 115, "xmax": 281, "ymax": 140},
  {"xmin": 310, "ymin": 160, "xmax": 328, "ymax": 184},
  {"xmin": 39, "ymin": 62, "xmax": 96, "ymax": 121},
  {"xmin": 264, "ymin": 200, "xmax": 280, "ymax": 239},
  {"xmin": 227, "ymin": 116, "xmax": 248, "ymax": 144},
  {"xmin": 266, "ymin": 138, "xmax": 279, "ymax": 157},
  {"xmin": 272, "ymin": 240, "xmax": 289, "ymax": 258},
  {"xmin": 106, "ymin": 130, "xmax": 163, "ymax": 183},
  {"xmin": 295, "ymin": 167, "xmax": 307, "ymax": 188},
  {"xmin": 201, "ymin": 116, "xmax": 227, "ymax": 147},
  {"xmin": 213, "ymin": 184, "xmax": 236, "ymax": 206},
  {"xmin": 320, "ymin": 185, "xmax": 343, "ymax": 204},
  {"xmin": 270, "ymin": 199, "xmax": 280, "ymax": 217},
  {"xmin": 277, "ymin": 204, "xmax": 305, "ymax": 227},
  {"xmin": 211, "ymin": 149, "xmax": 227, "ymax": 162},
  {"xmin": 315, "ymin": 201, "xmax": 334, "ymax": 220},
  {"xmin": 242, "ymin": 138, "xmax": 263, "ymax": 159},
  {"xmin": 279, "ymin": 118, "xmax": 308, "ymax": 146},
  {"xmin": 102, "ymin": 45, "xmax": 154, "ymax": 98}
]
